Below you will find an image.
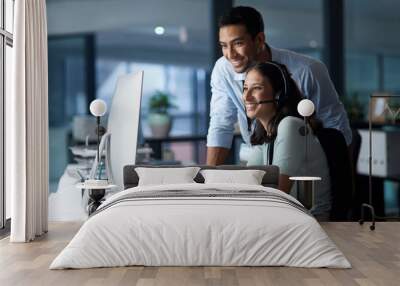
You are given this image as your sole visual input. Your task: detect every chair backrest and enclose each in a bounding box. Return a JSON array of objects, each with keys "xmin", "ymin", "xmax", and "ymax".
[
  {"xmin": 350, "ymin": 129, "xmax": 362, "ymax": 170},
  {"xmin": 317, "ymin": 128, "xmax": 353, "ymax": 220},
  {"xmin": 349, "ymin": 128, "xmax": 362, "ymax": 219}
]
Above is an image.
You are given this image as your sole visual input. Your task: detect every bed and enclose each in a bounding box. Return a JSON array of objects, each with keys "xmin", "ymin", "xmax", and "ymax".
[{"xmin": 50, "ymin": 165, "xmax": 350, "ymax": 269}]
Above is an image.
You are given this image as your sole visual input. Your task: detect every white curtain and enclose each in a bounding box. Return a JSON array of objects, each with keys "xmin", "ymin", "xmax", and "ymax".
[{"xmin": 8, "ymin": 0, "xmax": 49, "ymax": 242}]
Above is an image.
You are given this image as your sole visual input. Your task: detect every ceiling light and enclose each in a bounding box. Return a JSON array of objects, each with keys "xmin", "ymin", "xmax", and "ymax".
[
  {"xmin": 154, "ymin": 26, "xmax": 165, "ymax": 35},
  {"xmin": 309, "ymin": 40, "xmax": 318, "ymax": 48}
]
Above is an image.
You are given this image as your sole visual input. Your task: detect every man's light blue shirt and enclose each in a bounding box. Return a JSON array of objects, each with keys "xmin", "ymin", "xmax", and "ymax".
[{"xmin": 207, "ymin": 46, "xmax": 352, "ymax": 147}]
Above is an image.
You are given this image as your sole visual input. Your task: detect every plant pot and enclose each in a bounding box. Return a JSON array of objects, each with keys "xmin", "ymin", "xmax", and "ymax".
[{"xmin": 148, "ymin": 113, "xmax": 172, "ymax": 138}]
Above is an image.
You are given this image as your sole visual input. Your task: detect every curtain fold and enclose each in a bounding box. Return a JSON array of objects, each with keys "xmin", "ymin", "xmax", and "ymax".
[{"xmin": 9, "ymin": 0, "xmax": 49, "ymax": 242}]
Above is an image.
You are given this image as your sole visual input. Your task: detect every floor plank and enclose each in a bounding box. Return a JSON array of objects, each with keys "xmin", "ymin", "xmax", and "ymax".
[{"xmin": 0, "ymin": 222, "xmax": 399, "ymax": 286}]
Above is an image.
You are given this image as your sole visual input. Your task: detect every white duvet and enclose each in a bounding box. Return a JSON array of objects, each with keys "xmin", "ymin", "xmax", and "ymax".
[{"xmin": 50, "ymin": 183, "xmax": 351, "ymax": 269}]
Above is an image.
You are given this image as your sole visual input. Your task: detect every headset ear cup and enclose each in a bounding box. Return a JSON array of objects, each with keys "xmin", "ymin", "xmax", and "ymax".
[
  {"xmin": 275, "ymin": 90, "xmax": 284, "ymax": 109},
  {"xmin": 275, "ymin": 90, "xmax": 281, "ymax": 102}
]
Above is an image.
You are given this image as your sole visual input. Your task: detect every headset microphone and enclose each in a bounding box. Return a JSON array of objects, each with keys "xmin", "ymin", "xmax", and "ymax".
[
  {"xmin": 245, "ymin": 99, "xmax": 276, "ymax": 106},
  {"xmin": 256, "ymin": 99, "xmax": 276, "ymax": 105}
]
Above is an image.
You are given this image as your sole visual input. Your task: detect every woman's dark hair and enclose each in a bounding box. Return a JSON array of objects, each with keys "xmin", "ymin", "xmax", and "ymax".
[
  {"xmin": 248, "ymin": 62, "xmax": 321, "ymax": 145},
  {"xmin": 219, "ymin": 6, "xmax": 264, "ymax": 38}
]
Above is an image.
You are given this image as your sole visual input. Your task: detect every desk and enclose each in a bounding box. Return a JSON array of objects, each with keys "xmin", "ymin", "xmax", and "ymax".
[
  {"xmin": 289, "ymin": 176, "xmax": 321, "ymax": 210},
  {"xmin": 49, "ymin": 164, "xmax": 117, "ymax": 221},
  {"xmin": 145, "ymin": 134, "xmax": 243, "ymax": 164},
  {"xmin": 49, "ymin": 164, "xmax": 88, "ymax": 221},
  {"xmin": 353, "ymin": 125, "xmax": 400, "ymax": 218}
]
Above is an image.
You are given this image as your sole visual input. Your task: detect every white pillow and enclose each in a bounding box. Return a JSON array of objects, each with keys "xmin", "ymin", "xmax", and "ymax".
[
  {"xmin": 135, "ymin": 167, "xmax": 201, "ymax": 186},
  {"xmin": 200, "ymin": 169, "xmax": 266, "ymax": 185}
]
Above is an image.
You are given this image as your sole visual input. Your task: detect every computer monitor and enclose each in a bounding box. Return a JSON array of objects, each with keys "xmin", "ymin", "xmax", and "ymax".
[{"xmin": 106, "ymin": 71, "xmax": 144, "ymax": 189}]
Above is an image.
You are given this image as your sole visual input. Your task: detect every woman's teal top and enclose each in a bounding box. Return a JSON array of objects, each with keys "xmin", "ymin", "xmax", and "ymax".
[{"xmin": 246, "ymin": 116, "xmax": 331, "ymax": 219}]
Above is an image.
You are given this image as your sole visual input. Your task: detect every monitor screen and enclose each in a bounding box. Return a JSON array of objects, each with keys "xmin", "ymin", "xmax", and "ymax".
[{"xmin": 107, "ymin": 71, "xmax": 144, "ymax": 189}]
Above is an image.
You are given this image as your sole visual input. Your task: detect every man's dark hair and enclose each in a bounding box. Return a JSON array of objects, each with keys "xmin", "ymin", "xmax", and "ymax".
[{"xmin": 219, "ymin": 6, "xmax": 264, "ymax": 38}]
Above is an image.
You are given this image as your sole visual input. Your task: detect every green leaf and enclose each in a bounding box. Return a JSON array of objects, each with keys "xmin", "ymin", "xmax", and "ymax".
[{"xmin": 148, "ymin": 90, "xmax": 177, "ymax": 114}]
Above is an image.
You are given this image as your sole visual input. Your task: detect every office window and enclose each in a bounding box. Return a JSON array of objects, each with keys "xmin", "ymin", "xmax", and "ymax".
[
  {"xmin": 346, "ymin": 0, "xmax": 400, "ymax": 217},
  {"xmin": 48, "ymin": 36, "xmax": 87, "ymax": 191},
  {"xmin": 345, "ymin": 0, "xmax": 400, "ymax": 114},
  {"xmin": 96, "ymin": 59, "xmax": 207, "ymax": 137},
  {"xmin": 4, "ymin": 44, "xmax": 11, "ymax": 220},
  {"xmin": 1, "ymin": 0, "xmax": 14, "ymax": 228},
  {"xmin": 383, "ymin": 56, "xmax": 400, "ymax": 93},
  {"xmin": 234, "ymin": 0, "xmax": 323, "ymax": 59},
  {"xmin": 5, "ymin": 0, "xmax": 12, "ymax": 33},
  {"xmin": 345, "ymin": 53, "xmax": 379, "ymax": 108}
]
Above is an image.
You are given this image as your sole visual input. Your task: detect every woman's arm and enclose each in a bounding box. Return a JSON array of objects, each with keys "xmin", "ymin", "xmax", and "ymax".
[{"xmin": 273, "ymin": 117, "xmax": 306, "ymax": 193}]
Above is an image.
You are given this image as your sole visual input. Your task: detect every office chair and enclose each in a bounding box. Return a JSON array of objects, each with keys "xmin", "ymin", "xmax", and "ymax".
[
  {"xmin": 349, "ymin": 128, "xmax": 362, "ymax": 220},
  {"xmin": 317, "ymin": 128, "xmax": 353, "ymax": 221}
]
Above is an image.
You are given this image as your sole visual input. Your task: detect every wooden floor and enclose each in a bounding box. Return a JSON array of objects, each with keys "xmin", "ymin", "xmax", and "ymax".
[{"xmin": 0, "ymin": 222, "xmax": 399, "ymax": 286}]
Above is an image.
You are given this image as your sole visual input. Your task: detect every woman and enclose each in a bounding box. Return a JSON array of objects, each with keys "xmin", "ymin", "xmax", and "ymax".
[{"xmin": 243, "ymin": 61, "xmax": 331, "ymax": 220}]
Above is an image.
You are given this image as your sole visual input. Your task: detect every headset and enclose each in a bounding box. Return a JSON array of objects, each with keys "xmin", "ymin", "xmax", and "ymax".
[{"xmin": 255, "ymin": 61, "xmax": 288, "ymax": 107}]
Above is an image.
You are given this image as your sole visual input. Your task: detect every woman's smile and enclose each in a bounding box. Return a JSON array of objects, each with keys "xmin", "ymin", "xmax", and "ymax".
[{"xmin": 245, "ymin": 102, "xmax": 258, "ymax": 112}]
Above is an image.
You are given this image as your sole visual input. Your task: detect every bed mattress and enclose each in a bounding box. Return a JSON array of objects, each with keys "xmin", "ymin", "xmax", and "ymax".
[{"xmin": 50, "ymin": 183, "xmax": 350, "ymax": 269}]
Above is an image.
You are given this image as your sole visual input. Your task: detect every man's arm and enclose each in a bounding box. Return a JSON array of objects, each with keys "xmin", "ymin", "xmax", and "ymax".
[
  {"xmin": 206, "ymin": 59, "xmax": 238, "ymax": 163},
  {"xmin": 206, "ymin": 147, "xmax": 230, "ymax": 166}
]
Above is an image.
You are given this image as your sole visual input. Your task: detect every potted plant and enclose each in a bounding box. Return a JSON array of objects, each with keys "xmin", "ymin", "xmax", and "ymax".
[{"xmin": 147, "ymin": 90, "xmax": 177, "ymax": 138}]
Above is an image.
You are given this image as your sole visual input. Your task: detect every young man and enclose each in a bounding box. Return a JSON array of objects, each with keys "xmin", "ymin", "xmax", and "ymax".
[{"xmin": 206, "ymin": 6, "xmax": 352, "ymax": 165}]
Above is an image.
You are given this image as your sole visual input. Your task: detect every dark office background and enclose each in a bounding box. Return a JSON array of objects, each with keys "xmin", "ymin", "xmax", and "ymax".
[{"xmin": 46, "ymin": 0, "xmax": 400, "ymax": 217}]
